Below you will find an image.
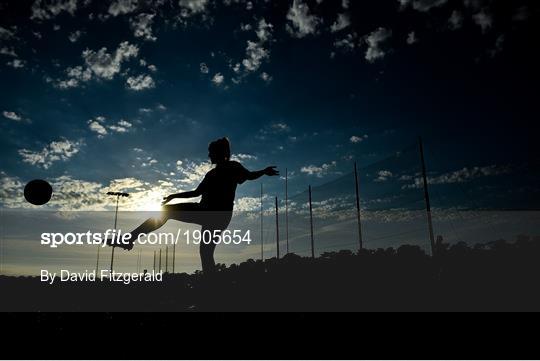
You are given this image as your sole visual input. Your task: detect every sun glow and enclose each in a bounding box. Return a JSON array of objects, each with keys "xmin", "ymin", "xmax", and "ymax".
[
  {"xmin": 127, "ymin": 189, "xmax": 166, "ymax": 212},
  {"xmin": 137, "ymin": 198, "xmax": 163, "ymax": 212}
]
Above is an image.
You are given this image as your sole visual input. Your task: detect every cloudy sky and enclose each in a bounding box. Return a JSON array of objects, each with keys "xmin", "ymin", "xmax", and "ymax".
[
  {"xmin": 1, "ymin": 0, "xmax": 539, "ymax": 210},
  {"xmin": 0, "ymin": 0, "xmax": 539, "ymax": 274}
]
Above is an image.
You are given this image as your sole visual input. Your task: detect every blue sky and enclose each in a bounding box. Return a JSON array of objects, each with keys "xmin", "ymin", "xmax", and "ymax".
[{"xmin": 0, "ymin": 0, "xmax": 539, "ymax": 274}]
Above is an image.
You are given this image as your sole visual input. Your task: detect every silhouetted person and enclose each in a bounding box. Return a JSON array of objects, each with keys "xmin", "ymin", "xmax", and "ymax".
[{"xmin": 108, "ymin": 137, "xmax": 279, "ymax": 274}]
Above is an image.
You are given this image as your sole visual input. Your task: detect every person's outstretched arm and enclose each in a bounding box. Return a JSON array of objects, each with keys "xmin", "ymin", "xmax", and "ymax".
[
  {"xmin": 247, "ymin": 166, "xmax": 279, "ymax": 181},
  {"xmin": 162, "ymin": 182, "xmax": 205, "ymax": 205}
]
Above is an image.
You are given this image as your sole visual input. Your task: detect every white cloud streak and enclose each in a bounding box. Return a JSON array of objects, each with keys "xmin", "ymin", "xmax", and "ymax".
[
  {"xmin": 18, "ymin": 139, "xmax": 83, "ymax": 169},
  {"xmin": 301, "ymin": 161, "xmax": 337, "ymax": 177},
  {"xmin": 126, "ymin": 74, "xmax": 155, "ymax": 90}
]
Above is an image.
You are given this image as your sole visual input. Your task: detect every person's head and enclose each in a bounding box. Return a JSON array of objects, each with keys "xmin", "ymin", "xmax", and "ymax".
[{"xmin": 208, "ymin": 137, "xmax": 231, "ymax": 164}]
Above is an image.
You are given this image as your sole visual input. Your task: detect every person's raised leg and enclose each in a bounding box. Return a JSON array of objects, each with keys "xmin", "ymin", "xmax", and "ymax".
[
  {"xmin": 128, "ymin": 214, "xmax": 169, "ymax": 241},
  {"xmin": 110, "ymin": 203, "xmax": 203, "ymax": 250},
  {"xmin": 107, "ymin": 205, "xmax": 174, "ymax": 250}
]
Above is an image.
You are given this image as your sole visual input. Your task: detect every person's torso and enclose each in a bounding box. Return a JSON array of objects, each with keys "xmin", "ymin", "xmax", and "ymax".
[{"xmin": 199, "ymin": 163, "xmax": 241, "ymax": 211}]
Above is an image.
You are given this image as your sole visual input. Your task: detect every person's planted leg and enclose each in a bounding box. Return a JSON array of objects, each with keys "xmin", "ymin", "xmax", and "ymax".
[
  {"xmin": 198, "ymin": 212, "xmax": 232, "ymax": 274},
  {"xmin": 200, "ymin": 227, "xmax": 219, "ymax": 274}
]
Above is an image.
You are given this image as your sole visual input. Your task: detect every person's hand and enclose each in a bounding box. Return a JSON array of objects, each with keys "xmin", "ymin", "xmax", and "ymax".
[
  {"xmin": 264, "ymin": 166, "xmax": 279, "ymax": 176},
  {"xmin": 162, "ymin": 194, "xmax": 175, "ymax": 205}
]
